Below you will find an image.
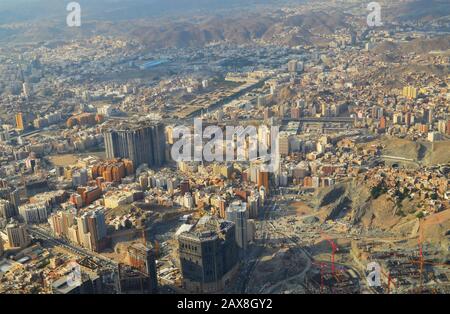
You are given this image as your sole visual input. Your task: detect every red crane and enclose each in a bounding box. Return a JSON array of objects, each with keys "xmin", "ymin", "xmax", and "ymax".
[
  {"xmin": 312, "ymin": 261, "xmax": 326, "ymax": 293},
  {"xmin": 380, "ymin": 269, "xmax": 395, "ymax": 294},
  {"xmin": 320, "ymin": 231, "xmax": 338, "ymax": 276},
  {"xmin": 415, "ymin": 216, "xmax": 445, "ymax": 292}
]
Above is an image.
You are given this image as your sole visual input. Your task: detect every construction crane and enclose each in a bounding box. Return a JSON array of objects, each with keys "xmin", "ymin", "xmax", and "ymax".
[
  {"xmin": 320, "ymin": 231, "xmax": 338, "ymax": 276},
  {"xmin": 312, "ymin": 261, "xmax": 326, "ymax": 293},
  {"xmin": 379, "ymin": 268, "xmax": 396, "ymax": 294},
  {"xmin": 418, "ymin": 225, "xmax": 424, "ymax": 293},
  {"xmin": 415, "ymin": 214, "xmax": 447, "ymax": 293}
]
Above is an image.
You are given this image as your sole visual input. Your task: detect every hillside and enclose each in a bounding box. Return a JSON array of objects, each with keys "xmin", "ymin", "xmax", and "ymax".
[{"xmin": 314, "ymin": 179, "xmax": 449, "ymax": 245}]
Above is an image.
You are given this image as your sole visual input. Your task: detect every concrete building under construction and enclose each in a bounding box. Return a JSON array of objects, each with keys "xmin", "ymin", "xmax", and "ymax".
[
  {"xmin": 177, "ymin": 215, "xmax": 239, "ymax": 293},
  {"xmin": 118, "ymin": 242, "xmax": 158, "ymax": 294}
]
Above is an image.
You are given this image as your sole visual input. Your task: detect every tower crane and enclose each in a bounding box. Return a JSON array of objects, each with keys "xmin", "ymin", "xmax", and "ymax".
[{"xmin": 320, "ymin": 231, "xmax": 338, "ymax": 276}]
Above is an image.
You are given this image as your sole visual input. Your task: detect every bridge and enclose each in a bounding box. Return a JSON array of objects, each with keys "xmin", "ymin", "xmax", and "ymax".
[{"xmin": 283, "ymin": 117, "xmax": 355, "ymax": 123}]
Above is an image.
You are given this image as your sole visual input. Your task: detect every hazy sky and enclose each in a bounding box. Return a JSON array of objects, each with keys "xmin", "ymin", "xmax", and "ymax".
[{"xmin": 0, "ymin": 0, "xmax": 300, "ymax": 24}]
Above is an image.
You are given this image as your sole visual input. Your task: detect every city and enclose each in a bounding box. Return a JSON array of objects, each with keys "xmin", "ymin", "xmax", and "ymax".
[{"xmin": 0, "ymin": 0, "xmax": 449, "ymax": 303}]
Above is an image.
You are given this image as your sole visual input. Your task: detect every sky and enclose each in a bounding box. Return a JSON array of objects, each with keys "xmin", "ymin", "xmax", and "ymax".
[{"xmin": 0, "ymin": 0, "xmax": 302, "ymax": 24}]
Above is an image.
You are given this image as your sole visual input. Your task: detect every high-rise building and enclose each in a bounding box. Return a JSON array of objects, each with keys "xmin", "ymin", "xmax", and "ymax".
[
  {"xmin": 428, "ymin": 107, "xmax": 434, "ymax": 125},
  {"xmin": 48, "ymin": 210, "xmax": 76, "ymax": 238},
  {"xmin": 0, "ymin": 199, "xmax": 15, "ymax": 219},
  {"xmin": 257, "ymin": 170, "xmax": 270, "ymax": 192},
  {"xmin": 6, "ymin": 222, "xmax": 31, "ymax": 249},
  {"xmin": 288, "ymin": 60, "xmax": 298, "ymax": 73},
  {"xmin": 379, "ymin": 116, "xmax": 386, "ymax": 131},
  {"xmin": 15, "ymin": 113, "xmax": 26, "ymax": 131},
  {"xmin": 402, "ymin": 86, "xmax": 417, "ymax": 99},
  {"xmin": 123, "ymin": 242, "xmax": 158, "ymax": 294},
  {"xmin": 225, "ymin": 201, "xmax": 248, "ymax": 253},
  {"xmin": 9, "ymin": 189, "xmax": 20, "ymax": 215},
  {"xmin": 77, "ymin": 209, "xmax": 108, "ymax": 252},
  {"xmin": 247, "ymin": 194, "xmax": 260, "ymax": 219},
  {"xmin": 86, "ymin": 210, "xmax": 107, "ymax": 252},
  {"xmin": 437, "ymin": 120, "xmax": 447, "ymax": 134},
  {"xmin": 177, "ymin": 215, "xmax": 239, "ymax": 293},
  {"xmin": 279, "ymin": 134, "xmax": 290, "ymax": 156},
  {"xmin": 19, "ymin": 202, "xmax": 48, "ymax": 224},
  {"xmin": 0, "ymin": 237, "xmax": 4, "ymax": 256},
  {"xmin": 103, "ymin": 121, "xmax": 166, "ymax": 168}
]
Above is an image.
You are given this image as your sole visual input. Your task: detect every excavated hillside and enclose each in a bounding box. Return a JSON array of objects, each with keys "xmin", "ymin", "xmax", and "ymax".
[
  {"xmin": 313, "ymin": 178, "xmax": 450, "ymax": 246},
  {"xmin": 315, "ymin": 179, "xmax": 413, "ymax": 232}
]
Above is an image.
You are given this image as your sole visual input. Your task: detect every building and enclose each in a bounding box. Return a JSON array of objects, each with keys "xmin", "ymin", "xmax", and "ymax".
[
  {"xmin": 119, "ymin": 242, "xmax": 158, "ymax": 294},
  {"xmin": 103, "ymin": 121, "xmax": 166, "ymax": 168},
  {"xmin": 103, "ymin": 191, "xmax": 134, "ymax": 209},
  {"xmin": 25, "ymin": 179, "xmax": 49, "ymax": 197},
  {"xmin": 225, "ymin": 201, "xmax": 248, "ymax": 253},
  {"xmin": 91, "ymin": 159, "xmax": 134, "ymax": 183},
  {"xmin": 67, "ymin": 113, "xmax": 102, "ymax": 128},
  {"xmin": 0, "ymin": 237, "xmax": 4, "ymax": 256},
  {"xmin": 291, "ymin": 107, "xmax": 301, "ymax": 120},
  {"xmin": 247, "ymin": 194, "xmax": 260, "ymax": 219},
  {"xmin": 85, "ymin": 210, "xmax": 108, "ymax": 252},
  {"xmin": 428, "ymin": 131, "xmax": 441, "ymax": 142},
  {"xmin": 9, "ymin": 189, "xmax": 21, "ymax": 211},
  {"xmin": 76, "ymin": 209, "xmax": 108, "ymax": 252},
  {"xmin": 77, "ymin": 186, "xmax": 102, "ymax": 206},
  {"xmin": 0, "ymin": 199, "xmax": 15, "ymax": 219},
  {"xmin": 379, "ymin": 116, "xmax": 386, "ymax": 132},
  {"xmin": 257, "ymin": 170, "xmax": 270, "ymax": 192},
  {"xmin": 6, "ymin": 222, "xmax": 31, "ymax": 249},
  {"xmin": 51, "ymin": 270, "xmax": 101, "ymax": 294},
  {"xmin": 279, "ymin": 134, "xmax": 290, "ymax": 156},
  {"xmin": 177, "ymin": 215, "xmax": 239, "ymax": 293},
  {"xmin": 393, "ymin": 112, "xmax": 403, "ymax": 125},
  {"xmin": 18, "ymin": 203, "xmax": 48, "ymax": 224},
  {"xmin": 288, "ymin": 60, "xmax": 298, "ymax": 73},
  {"xmin": 15, "ymin": 113, "xmax": 26, "ymax": 131},
  {"xmin": 48, "ymin": 210, "xmax": 76, "ymax": 238},
  {"xmin": 402, "ymin": 86, "xmax": 417, "ymax": 99},
  {"xmin": 264, "ymin": 108, "xmax": 272, "ymax": 121},
  {"xmin": 437, "ymin": 120, "xmax": 447, "ymax": 134}
]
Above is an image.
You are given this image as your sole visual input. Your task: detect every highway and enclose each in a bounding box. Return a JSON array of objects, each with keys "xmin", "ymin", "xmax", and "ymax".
[
  {"xmin": 283, "ymin": 117, "xmax": 355, "ymax": 123},
  {"xmin": 29, "ymin": 226, "xmax": 118, "ymax": 268}
]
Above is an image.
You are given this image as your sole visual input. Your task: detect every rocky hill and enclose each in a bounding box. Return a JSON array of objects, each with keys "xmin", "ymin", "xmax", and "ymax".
[{"xmin": 314, "ymin": 178, "xmax": 450, "ymax": 246}]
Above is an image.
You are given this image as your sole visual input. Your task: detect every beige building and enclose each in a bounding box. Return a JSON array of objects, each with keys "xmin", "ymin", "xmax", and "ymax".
[{"xmin": 6, "ymin": 223, "xmax": 31, "ymax": 249}]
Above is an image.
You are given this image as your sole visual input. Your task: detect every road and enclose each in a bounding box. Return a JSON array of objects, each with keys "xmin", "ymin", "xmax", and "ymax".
[
  {"xmin": 240, "ymin": 199, "xmax": 275, "ymax": 293},
  {"xmin": 29, "ymin": 226, "xmax": 118, "ymax": 268}
]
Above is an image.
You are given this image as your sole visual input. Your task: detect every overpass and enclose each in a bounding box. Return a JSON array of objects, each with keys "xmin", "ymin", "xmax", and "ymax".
[{"xmin": 283, "ymin": 117, "xmax": 355, "ymax": 123}]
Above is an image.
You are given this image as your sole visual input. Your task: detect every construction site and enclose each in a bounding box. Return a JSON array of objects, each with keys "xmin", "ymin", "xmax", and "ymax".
[{"xmin": 231, "ymin": 189, "xmax": 450, "ymax": 294}]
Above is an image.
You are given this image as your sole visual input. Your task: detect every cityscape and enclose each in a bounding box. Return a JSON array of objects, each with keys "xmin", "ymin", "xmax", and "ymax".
[{"xmin": 0, "ymin": 0, "xmax": 449, "ymax": 301}]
